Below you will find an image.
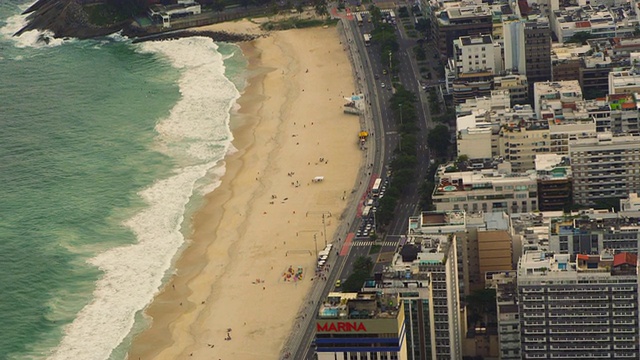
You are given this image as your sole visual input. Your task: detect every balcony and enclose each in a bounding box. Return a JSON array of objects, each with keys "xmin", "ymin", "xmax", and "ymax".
[
  {"xmin": 612, "ymin": 303, "xmax": 635, "ymax": 309},
  {"xmin": 550, "ymin": 336, "xmax": 610, "ymax": 343},
  {"xmin": 613, "ymin": 327, "xmax": 637, "ymax": 333},
  {"xmin": 550, "ymin": 344, "xmax": 611, "ymax": 351},
  {"xmin": 614, "ymin": 353, "xmax": 637, "ymax": 358},
  {"xmin": 525, "ymin": 345, "xmax": 547, "ymax": 351},
  {"xmin": 549, "ymin": 328, "xmax": 609, "ymax": 334}
]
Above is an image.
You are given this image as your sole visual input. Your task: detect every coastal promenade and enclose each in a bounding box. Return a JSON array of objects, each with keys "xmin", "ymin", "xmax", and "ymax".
[{"xmin": 282, "ymin": 15, "xmax": 386, "ymax": 359}]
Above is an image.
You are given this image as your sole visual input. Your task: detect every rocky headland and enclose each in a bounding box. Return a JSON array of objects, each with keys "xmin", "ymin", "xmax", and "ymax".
[{"xmin": 15, "ymin": 0, "xmax": 262, "ymax": 43}]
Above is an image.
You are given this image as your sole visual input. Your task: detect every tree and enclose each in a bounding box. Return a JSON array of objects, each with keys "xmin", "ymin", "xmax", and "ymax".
[
  {"xmin": 375, "ymin": 195, "xmax": 397, "ymax": 226},
  {"xmin": 427, "ymin": 125, "xmax": 450, "ymax": 158},
  {"xmin": 566, "ymin": 31, "xmax": 595, "ymax": 45},
  {"xmin": 465, "ymin": 288, "xmax": 497, "ymax": 326},
  {"xmin": 353, "ymin": 256, "xmax": 374, "ymax": 273},
  {"xmin": 211, "ymin": 0, "xmax": 226, "ymax": 12},
  {"xmin": 390, "ymin": 154, "xmax": 418, "ymax": 170},
  {"xmin": 342, "ymin": 256, "xmax": 374, "ymax": 292},
  {"xmin": 105, "ymin": 0, "xmax": 147, "ymax": 18}
]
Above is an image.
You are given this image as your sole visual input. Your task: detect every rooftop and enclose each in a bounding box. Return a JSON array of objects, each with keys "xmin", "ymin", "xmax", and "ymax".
[
  {"xmin": 434, "ymin": 162, "xmax": 537, "ymax": 194},
  {"xmin": 459, "ymin": 34, "xmax": 493, "ymax": 46},
  {"xmin": 409, "ymin": 211, "xmax": 466, "ymax": 234},
  {"xmin": 550, "ymin": 210, "xmax": 640, "ymax": 235},
  {"xmin": 380, "ymin": 235, "xmax": 454, "ymax": 280},
  {"xmin": 518, "ymin": 249, "xmax": 637, "ymax": 279},
  {"xmin": 534, "ymin": 80, "xmax": 583, "ymax": 98},
  {"xmin": 317, "ymin": 291, "xmax": 400, "ymax": 320}
]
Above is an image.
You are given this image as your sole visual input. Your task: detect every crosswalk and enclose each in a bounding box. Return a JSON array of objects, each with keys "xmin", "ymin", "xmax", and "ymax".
[{"xmin": 351, "ymin": 241, "xmax": 397, "ymax": 247}]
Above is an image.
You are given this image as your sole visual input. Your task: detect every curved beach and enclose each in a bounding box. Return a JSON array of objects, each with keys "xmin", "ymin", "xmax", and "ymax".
[{"xmin": 128, "ymin": 20, "xmax": 362, "ymax": 359}]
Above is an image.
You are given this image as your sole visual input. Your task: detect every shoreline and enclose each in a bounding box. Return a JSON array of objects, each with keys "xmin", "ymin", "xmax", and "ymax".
[{"xmin": 128, "ymin": 20, "xmax": 363, "ymax": 359}]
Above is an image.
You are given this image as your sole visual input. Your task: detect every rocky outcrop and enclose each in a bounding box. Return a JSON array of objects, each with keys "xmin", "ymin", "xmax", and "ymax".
[
  {"xmin": 130, "ymin": 30, "xmax": 263, "ymax": 44},
  {"xmin": 15, "ymin": 0, "xmax": 263, "ymax": 43},
  {"xmin": 15, "ymin": 0, "xmax": 128, "ymax": 39}
]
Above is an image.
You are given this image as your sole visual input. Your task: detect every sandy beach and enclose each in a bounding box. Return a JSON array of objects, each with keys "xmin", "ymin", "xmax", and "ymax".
[{"xmin": 128, "ymin": 19, "xmax": 363, "ymax": 360}]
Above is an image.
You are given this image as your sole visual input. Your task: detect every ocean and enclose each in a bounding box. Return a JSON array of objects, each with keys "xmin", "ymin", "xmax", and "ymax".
[{"xmin": 0, "ymin": 2, "xmax": 247, "ymax": 359}]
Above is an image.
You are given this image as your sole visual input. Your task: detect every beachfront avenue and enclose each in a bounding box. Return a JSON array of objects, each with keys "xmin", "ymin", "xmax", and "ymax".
[{"xmin": 292, "ymin": 4, "xmax": 436, "ymax": 359}]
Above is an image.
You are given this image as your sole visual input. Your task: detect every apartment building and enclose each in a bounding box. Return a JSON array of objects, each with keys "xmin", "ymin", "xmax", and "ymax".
[
  {"xmin": 569, "ymin": 132, "xmax": 640, "ymax": 205},
  {"xmin": 533, "ymin": 80, "xmax": 583, "ymax": 119},
  {"xmin": 584, "ymin": 93, "xmax": 640, "ymax": 134},
  {"xmin": 315, "ymin": 292, "xmax": 408, "ymax": 360},
  {"xmin": 503, "ymin": 17, "xmax": 552, "ymax": 97},
  {"xmin": 548, "ymin": 208, "xmax": 640, "ymax": 254},
  {"xmin": 432, "ymin": 161, "xmax": 539, "ymax": 214},
  {"xmin": 517, "ymin": 250, "xmax": 639, "ymax": 359},
  {"xmin": 453, "ymin": 34, "xmax": 502, "ymax": 75},
  {"xmin": 448, "ymin": 34, "xmax": 503, "ymax": 105},
  {"xmin": 552, "ymin": 4, "xmax": 638, "ymax": 43},
  {"xmin": 551, "ymin": 42, "xmax": 589, "ymax": 82},
  {"xmin": 366, "ymin": 235, "xmax": 463, "ymax": 360},
  {"xmin": 458, "ymin": 211, "xmax": 512, "ymax": 293},
  {"xmin": 535, "ymin": 154, "xmax": 572, "ymax": 211},
  {"xmin": 609, "ymin": 69, "xmax": 640, "ymax": 94},
  {"xmin": 432, "ymin": 2, "xmax": 493, "ymax": 58},
  {"xmin": 493, "ymin": 74, "xmax": 529, "ymax": 107},
  {"xmin": 499, "ymin": 122, "xmax": 550, "ymax": 173},
  {"xmin": 492, "ymin": 273, "xmax": 521, "ymax": 360}
]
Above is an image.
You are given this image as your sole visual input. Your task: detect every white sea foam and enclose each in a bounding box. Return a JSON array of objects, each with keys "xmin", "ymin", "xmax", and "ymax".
[
  {"xmin": 0, "ymin": 11, "xmax": 68, "ymax": 48},
  {"xmin": 47, "ymin": 37, "xmax": 241, "ymax": 360}
]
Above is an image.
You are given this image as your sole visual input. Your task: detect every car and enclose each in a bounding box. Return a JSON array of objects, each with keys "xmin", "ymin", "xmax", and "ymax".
[
  {"xmin": 362, "ymin": 231, "xmax": 369, "ymax": 237},
  {"xmin": 335, "ymin": 279, "xmax": 342, "ymax": 287},
  {"xmin": 374, "ymin": 74, "xmax": 379, "ymax": 80},
  {"xmin": 356, "ymin": 231, "xmax": 362, "ymax": 237},
  {"xmin": 382, "ymin": 69, "xmax": 388, "ymax": 75},
  {"xmin": 381, "ymin": 82, "xmax": 386, "ymax": 88}
]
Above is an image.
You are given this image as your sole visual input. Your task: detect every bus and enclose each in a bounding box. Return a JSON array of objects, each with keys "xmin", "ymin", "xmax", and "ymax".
[
  {"xmin": 363, "ymin": 33, "xmax": 371, "ymax": 46},
  {"xmin": 371, "ymin": 178, "xmax": 382, "ymax": 195},
  {"xmin": 355, "ymin": 13, "xmax": 363, "ymax": 26},
  {"xmin": 362, "ymin": 205, "xmax": 372, "ymax": 218}
]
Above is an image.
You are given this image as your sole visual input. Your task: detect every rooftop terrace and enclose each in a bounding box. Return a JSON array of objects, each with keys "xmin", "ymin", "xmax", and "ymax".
[{"xmin": 317, "ymin": 292, "xmax": 400, "ymax": 320}]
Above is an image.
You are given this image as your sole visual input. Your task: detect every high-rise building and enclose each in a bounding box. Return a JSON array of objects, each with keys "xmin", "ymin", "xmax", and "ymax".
[
  {"xmin": 517, "ymin": 250, "xmax": 639, "ymax": 359},
  {"xmin": 432, "ymin": 162, "xmax": 539, "ymax": 214},
  {"xmin": 314, "ymin": 292, "xmax": 408, "ymax": 360},
  {"xmin": 523, "ymin": 19, "xmax": 552, "ymax": 89},
  {"xmin": 548, "ymin": 208, "xmax": 640, "ymax": 255},
  {"xmin": 503, "ymin": 17, "xmax": 552, "ymax": 100},
  {"xmin": 492, "ymin": 273, "xmax": 521, "ymax": 360},
  {"xmin": 534, "ymin": 154, "xmax": 572, "ymax": 211},
  {"xmin": 369, "ymin": 235, "xmax": 463, "ymax": 360},
  {"xmin": 432, "ymin": 4, "xmax": 493, "ymax": 59},
  {"xmin": 569, "ymin": 132, "xmax": 640, "ymax": 205}
]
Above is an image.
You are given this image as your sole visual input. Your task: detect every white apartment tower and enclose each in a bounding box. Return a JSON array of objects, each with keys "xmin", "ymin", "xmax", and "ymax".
[
  {"xmin": 569, "ymin": 132, "xmax": 640, "ymax": 205},
  {"xmin": 517, "ymin": 250, "xmax": 639, "ymax": 359},
  {"xmin": 453, "ymin": 34, "xmax": 502, "ymax": 75}
]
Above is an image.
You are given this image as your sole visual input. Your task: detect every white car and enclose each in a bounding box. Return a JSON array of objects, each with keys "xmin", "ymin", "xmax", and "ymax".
[{"xmin": 381, "ymin": 82, "xmax": 386, "ymax": 88}]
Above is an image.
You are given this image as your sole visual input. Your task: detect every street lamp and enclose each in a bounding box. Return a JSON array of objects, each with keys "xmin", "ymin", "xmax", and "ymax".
[
  {"xmin": 297, "ymin": 229, "xmax": 320, "ymax": 259},
  {"xmin": 306, "ymin": 211, "xmax": 332, "ymax": 246}
]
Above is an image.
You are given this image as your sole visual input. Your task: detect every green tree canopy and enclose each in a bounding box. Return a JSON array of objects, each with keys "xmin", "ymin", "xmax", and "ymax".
[
  {"xmin": 566, "ymin": 31, "xmax": 595, "ymax": 45},
  {"xmin": 427, "ymin": 125, "xmax": 450, "ymax": 158}
]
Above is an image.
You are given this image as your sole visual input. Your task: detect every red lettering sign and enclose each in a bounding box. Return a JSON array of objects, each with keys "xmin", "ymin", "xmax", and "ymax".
[{"xmin": 316, "ymin": 321, "xmax": 367, "ymax": 332}]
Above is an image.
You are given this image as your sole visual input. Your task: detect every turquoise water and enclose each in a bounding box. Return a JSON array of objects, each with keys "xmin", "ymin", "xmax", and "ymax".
[{"xmin": 0, "ymin": 2, "xmax": 246, "ymax": 359}]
